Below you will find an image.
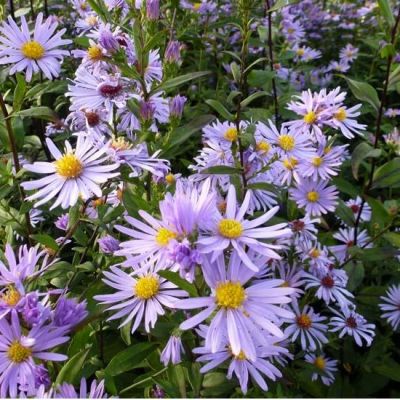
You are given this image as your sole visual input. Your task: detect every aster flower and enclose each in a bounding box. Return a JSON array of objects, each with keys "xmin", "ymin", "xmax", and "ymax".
[
  {"xmin": 345, "ymin": 196, "xmax": 372, "ymax": 222},
  {"xmin": 329, "ymin": 227, "xmax": 371, "ymax": 262},
  {"xmin": 305, "ymin": 353, "xmax": 338, "ymax": 386},
  {"xmin": 329, "ymin": 306, "xmax": 375, "ymax": 346},
  {"xmin": 293, "ymin": 44, "xmax": 321, "ymax": 62},
  {"xmin": 327, "ymin": 104, "xmax": 366, "ymax": 139},
  {"xmin": 0, "ymin": 311, "xmax": 69, "ymax": 398},
  {"xmin": 288, "ymin": 215, "xmax": 320, "ymax": 245},
  {"xmin": 339, "ymin": 44, "xmax": 359, "ymax": 63},
  {"xmin": 274, "ymin": 261, "xmax": 305, "ymax": 298},
  {"xmin": 54, "ymin": 378, "xmax": 108, "ymax": 398},
  {"xmin": 98, "ymin": 235, "xmax": 120, "ymax": 254},
  {"xmin": 198, "ymin": 184, "xmax": 291, "ymax": 271},
  {"xmin": 379, "ymin": 285, "xmax": 400, "ymax": 330},
  {"xmin": 174, "ymin": 253, "xmax": 295, "ymax": 361},
  {"xmin": 0, "ymin": 13, "xmax": 71, "ymax": 81},
  {"xmin": 202, "ymin": 120, "xmax": 245, "ymax": 149},
  {"xmin": 160, "ymin": 335, "xmax": 185, "ymax": 366},
  {"xmin": 94, "ymin": 265, "xmax": 188, "ymax": 333},
  {"xmin": 290, "ymin": 178, "xmax": 338, "ymax": 216},
  {"xmin": 21, "ymin": 136, "xmax": 119, "ymax": 210},
  {"xmin": 284, "ymin": 301, "xmax": 328, "ymax": 351},
  {"xmin": 52, "ymin": 297, "xmax": 88, "ymax": 330}
]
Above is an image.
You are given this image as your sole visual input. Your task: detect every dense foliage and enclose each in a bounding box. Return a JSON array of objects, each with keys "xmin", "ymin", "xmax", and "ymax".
[{"xmin": 0, "ymin": 0, "xmax": 399, "ymax": 397}]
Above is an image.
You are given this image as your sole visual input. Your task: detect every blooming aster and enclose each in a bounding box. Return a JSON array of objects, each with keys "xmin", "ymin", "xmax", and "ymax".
[
  {"xmin": 53, "ymin": 378, "xmax": 108, "ymax": 398},
  {"xmin": 379, "ymin": 285, "xmax": 400, "ymax": 330},
  {"xmin": 0, "ymin": 13, "xmax": 71, "ymax": 81},
  {"xmin": 21, "ymin": 136, "xmax": 119, "ymax": 209},
  {"xmin": 305, "ymin": 353, "xmax": 338, "ymax": 386}
]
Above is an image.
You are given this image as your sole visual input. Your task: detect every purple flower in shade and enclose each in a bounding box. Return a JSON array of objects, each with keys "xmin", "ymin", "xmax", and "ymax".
[
  {"xmin": 94, "ymin": 266, "xmax": 187, "ymax": 333},
  {"xmin": 55, "ymin": 213, "xmax": 69, "ymax": 231},
  {"xmin": 146, "ymin": 0, "xmax": 160, "ymax": 20},
  {"xmin": 305, "ymin": 353, "xmax": 338, "ymax": 386},
  {"xmin": 139, "ymin": 99, "xmax": 156, "ymax": 121},
  {"xmin": 329, "ymin": 228, "xmax": 371, "ymax": 262},
  {"xmin": 339, "ymin": 44, "xmax": 359, "ymax": 63},
  {"xmin": 0, "ymin": 311, "xmax": 69, "ymax": 398},
  {"xmin": 289, "ymin": 178, "xmax": 338, "ymax": 217},
  {"xmin": 151, "ymin": 385, "xmax": 165, "ymax": 398},
  {"xmin": 98, "ymin": 28, "xmax": 119, "ymax": 52},
  {"xmin": 54, "ymin": 378, "xmax": 108, "ymax": 398},
  {"xmin": 379, "ymin": 285, "xmax": 400, "ymax": 330},
  {"xmin": 18, "ymin": 292, "xmax": 49, "ymax": 327},
  {"xmin": 329, "ymin": 306, "xmax": 375, "ymax": 347},
  {"xmin": 165, "ymin": 40, "xmax": 181, "ymax": 63},
  {"xmin": 167, "ymin": 239, "xmax": 201, "ymax": 282},
  {"xmin": 345, "ymin": 196, "xmax": 371, "ymax": 223},
  {"xmin": 198, "ymin": 184, "xmax": 291, "ymax": 271},
  {"xmin": 0, "ymin": 13, "xmax": 71, "ymax": 81},
  {"xmin": 53, "ymin": 297, "xmax": 88, "ymax": 329},
  {"xmin": 21, "ymin": 136, "xmax": 120, "ymax": 210},
  {"xmin": 193, "ymin": 325, "xmax": 288, "ymax": 394},
  {"xmin": 34, "ymin": 364, "xmax": 51, "ymax": 389},
  {"xmin": 288, "ymin": 215, "xmax": 319, "ymax": 246},
  {"xmin": 0, "ymin": 244, "xmax": 51, "ymax": 291},
  {"xmin": 274, "ymin": 261, "xmax": 305, "ymax": 299},
  {"xmin": 169, "ymin": 95, "xmax": 187, "ymax": 118},
  {"xmin": 160, "ymin": 335, "xmax": 184, "ymax": 366},
  {"xmin": 327, "ymin": 104, "xmax": 366, "ymax": 139},
  {"xmin": 98, "ymin": 235, "xmax": 120, "ymax": 254},
  {"xmin": 284, "ymin": 301, "xmax": 328, "ymax": 351},
  {"xmin": 174, "ymin": 253, "xmax": 295, "ymax": 361},
  {"xmin": 303, "ymin": 272, "xmax": 354, "ymax": 307}
]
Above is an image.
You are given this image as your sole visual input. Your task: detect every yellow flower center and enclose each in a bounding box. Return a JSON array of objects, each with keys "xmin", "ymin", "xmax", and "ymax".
[
  {"xmin": 310, "ymin": 248, "xmax": 320, "ymax": 258},
  {"xmin": 324, "ymin": 146, "xmax": 331, "ymax": 154},
  {"xmin": 55, "ymin": 154, "xmax": 83, "ymax": 179},
  {"xmin": 296, "ymin": 48, "xmax": 305, "ymax": 56},
  {"xmin": 85, "ymin": 15, "xmax": 98, "ymax": 26},
  {"xmin": 256, "ymin": 141, "xmax": 270, "ymax": 153},
  {"xmin": 283, "ymin": 157, "xmax": 298, "ymax": 170},
  {"xmin": 1, "ymin": 286, "xmax": 21, "ymax": 306},
  {"xmin": 235, "ymin": 350, "xmax": 247, "ymax": 360},
  {"xmin": 280, "ymin": 281, "xmax": 290, "ymax": 288},
  {"xmin": 296, "ymin": 314, "xmax": 312, "ymax": 329},
  {"xmin": 7, "ymin": 341, "xmax": 32, "ymax": 363},
  {"xmin": 335, "ymin": 108, "xmax": 347, "ymax": 121},
  {"xmin": 304, "ymin": 111, "xmax": 317, "ymax": 124},
  {"xmin": 155, "ymin": 227, "xmax": 177, "ymax": 246},
  {"xmin": 218, "ymin": 219, "xmax": 243, "ymax": 239},
  {"xmin": 314, "ymin": 356, "xmax": 326, "ymax": 370},
  {"xmin": 111, "ymin": 137, "xmax": 131, "ymax": 151},
  {"xmin": 215, "ymin": 281, "xmax": 245, "ymax": 309},
  {"xmin": 278, "ymin": 134, "xmax": 295, "ymax": 151},
  {"xmin": 223, "ymin": 127, "xmax": 238, "ymax": 142},
  {"xmin": 193, "ymin": 2, "xmax": 202, "ymax": 10},
  {"xmin": 92, "ymin": 198, "xmax": 104, "ymax": 208},
  {"xmin": 165, "ymin": 173, "xmax": 175, "ymax": 184},
  {"xmin": 135, "ymin": 275, "xmax": 160, "ymax": 300},
  {"xmin": 307, "ymin": 191, "xmax": 320, "ymax": 202},
  {"xmin": 312, "ymin": 156, "xmax": 323, "ymax": 167},
  {"xmin": 87, "ymin": 45, "xmax": 103, "ymax": 60},
  {"xmin": 21, "ymin": 40, "xmax": 45, "ymax": 60}
]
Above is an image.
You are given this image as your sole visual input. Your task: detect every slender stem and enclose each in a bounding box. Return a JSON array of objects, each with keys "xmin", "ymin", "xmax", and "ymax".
[
  {"xmin": 43, "ymin": 0, "xmax": 49, "ymax": 16},
  {"xmin": 29, "ymin": 0, "xmax": 35, "ymax": 18},
  {"xmin": 0, "ymin": 93, "xmax": 32, "ymax": 243},
  {"xmin": 9, "ymin": 0, "xmax": 15, "ymax": 19},
  {"xmin": 354, "ymin": 7, "xmax": 400, "ymax": 245}
]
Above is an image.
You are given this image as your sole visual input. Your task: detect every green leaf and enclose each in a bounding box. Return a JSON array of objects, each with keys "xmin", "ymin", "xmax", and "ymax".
[
  {"xmin": 158, "ymin": 270, "xmax": 198, "ymax": 297},
  {"xmin": 377, "ymin": 0, "xmax": 395, "ymax": 27},
  {"xmin": 383, "ymin": 232, "xmax": 400, "ymax": 248},
  {"xmin": 267, "ymin": 0, "xmax": 298, "ymax": 12},
  {"xmin": 372, "ymin": 158, "xmax": 400, "ymax": 189},
  {"xmin": 205, "ymin": 99, "xmax": 234, "ymax": 121},
  {"xmin": 31, "ymin": 234, "xmax": 59, "ymax": 251},
  {"xmin": 230, "ymin": 62, "xmax": 241, "ymax": 84},
  {"xmin": 366, "ymin": 195, "xmax": 391, "ymax": 229},
  {"xmin": 248, "ymin": 70, "xmax": 276, "ymax": 87},
  {"xmin": 331, "ymin": 177, "xmax": 359, "ymax": 198},
  {"xmin": 344, "ymin": 261, "xmax": 365, "ymax": 291},
  {"xmin": 155, "ymin": 71, "xmax": 210, "ymax": 93},
  {"xmin": 388, "ymin": 65, "xmax": 400, "ymax": 90},
  {"xmin": 351, "ymin": 142, "xmax": 381, "ymax": 180},
  {"xmin": 105, "ymin": 342, "xmax": 158, "ymax": 377},
  {"xmin": 374, "ymin": 361, "xmax": 400, "ymax": 382},
  {"xmin": 336, "ymin": 199, "xmax": 356, "ymax": 226},
  {"xmin": 247, "ymin": 182, "xmax": 278, "ymax": 194},
  {"xmin": 13, "ymin": 74, "xmax": 26, "ymax": 112},
  {"xmin": 200, "ymin": 165, "xmax": 242, "ymax": 175},
  {"xmin": 14, "ymin": 106, "xmax": 56, "ymax": 121},
  {"xmin": 55, "ymin": 347, "xmax": 91, "ymax": 385},
  {"xmin": 240, "ymin": 91, "xmax": 268, "ymax": 108},
  {"xmin": 343, "ymin": 77, "xmax": 380, "ymax": 113}
]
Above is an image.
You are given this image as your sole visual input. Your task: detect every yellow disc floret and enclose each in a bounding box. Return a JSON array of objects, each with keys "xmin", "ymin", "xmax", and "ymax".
[
  {"xmin": 87, "ymin": 45, "xmax": 103, "ymax": 60},
  {"xmin": 304, "ymin": 111, "xmax": 317, "ymax": 124},
  {"xmin": 309, "ymin": 248, "xmax": 320, "ymax": 258},
  {"xmin": 218, "ymin": 219, "xmax": 243, "ymax": 239},
  {"xmin": 165, "ymin": 173, "xmax": 175, "ymax": 185},
  {"xmin": 283, "ymin": 157, "xmax": 298, "ymax": 170},
  {"xmin": 307, "ymin": 191, "xmax": 320, "ymax": 202},
  {"xmin": 135, "ymin": 275, "xmax": 160, "ymax": 300},
  {"xmin": 256, "ymin": 141, "xmax": 270, "ymax": 153},
  {"xmin": 296, "ymin": 48, "xmax": 305, "ymax": 56},
  {"xmin": 55, "ymin": 154, "xmax": 83, "ymax": 179},
  {"xmin": 314, "ymin": 356, "xmax": 326, "ymax": 370},
  {"xmin": 334, "ymin": 108, "xmax": 347, "ymax": 121},
  {"xmin": 312, "ymin": 156, "xmax": 323, "ymax": 167},
  {"xmin": 278, "ymin": 134, "xmax": 295, "ymax": 151},
  {"xmin": 215, "ymin": 281, "xmax": 245, "ymax": 309},
  {"xmin": 296, "ymin": 314, "xmax": 312, "ymax": 329},
  {"xmin": 155, "ymin": 227, "xmax": 177, "ymax": 246},
  {"xmin": 1, "ymin": 286, "xmax": 21, "ymax": 306},
  {"xmin": 7, "ymin": 341, "xmax": 32, "ymax": 363},
  {"xmin": 21, "ymin": 40, "xmax": 45, "ymax": 60},
  {"xmin": 223, "ymin": 127, "xmax": 238, "ymax": 142}
]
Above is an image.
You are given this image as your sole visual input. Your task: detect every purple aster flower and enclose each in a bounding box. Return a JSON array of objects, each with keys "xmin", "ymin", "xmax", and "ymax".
[
  {"xmin": 305, "ymin": 353, "xmax": 337, "ymax": 386},
  {"xmin": 167, "ymin": 239, "xmax": 201, "ymax": 282},
  {"xmin": 327, "ymin": 104, "xmax": 366, "ymax": 139},
  {"xmin": 284, "ymin": 301, "xmax": 328, "ymax": 351},
  {"xmin": 329, "ymin": 227, "xmax": 371, "ymax": 262},
  {"xmin": 146, "ymin": 0, "xmax": 160, "ymax": 20},
  {"xmin": 198, "ymin": 184, "xmax": 291, "ymax": 271},
  {"xmin": 339, "ymin": 44, "xmax": 359, "ymax": 63},
  {"xmin": 379, "ymin": 285, "xmax": 400, "ymax": 330},
  {"xmin": 97, "ymin": 24, "xmax": 119, "ymax": 52},
  {"xmin": 329, "ymin": 306, "xmax": 375, "ymax": 346},
  {"xmin": 98, "ymin": 235, "xmax": 120, "ymax": 254},
  {"xmin": 165, "ymin": 40, "xmax": 181, "ymax": 63},
  {"xmin": 54, "ymin": 378, "xmax": 108, "ymax": 398},
  {"xmin": 0, "ymin": 311, "xmax": 69, "ymax": 398},
  {"xmin": 55, "ymin": 214, "xmax": 69, "ymax": 231},
  {"xmin": 21, "ymin": 136, "xmax": 120, "ymax": 210},
  {"xmin": 169, "ymin": 95, "xmax": 186, "ymax": 118},
  {"xmin": 289, "ymin": 178, "xmax": 338, "ymax": 216},
  {"xmin": 53, "ymin": 297, "xmax": 88, "ymax": 329},
  {"xmin": 345, "ymin": 196, "xmax": 371, "ymax": 222},
  {"xmin": 151, "ymin": 385, "xmax": 165, "ymax": 398},
  {"xmin": 18, "ymin": 292, "xmax": 49, "ymax": 327},
  {"xmin": 139, "ymin": 99, "xmax": 156, "ymax": 121},
  {"xmin": 0, "ymin": 13, "xmax": 71, "ymax": 81},
  {"xmin": 288, "ymin": 215, "xmax": 319, "ymax": 246},
  {"xmin": 274, "ymin": 261, "xmax": 305, "ymax": 298},
  {"xmin": 160, "ymin": 335, "xmax": 184, "ymax": 366},
  {"xmin": 94, "ymin": 266, "xmax": 187, "ymax": 333},
  {"xmin": 174, "ymin": 253, "xmax": 295, "ymax": 361}
]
